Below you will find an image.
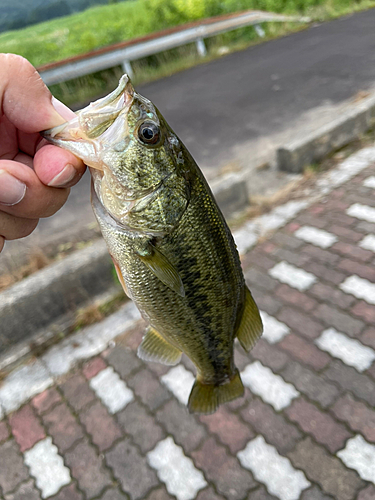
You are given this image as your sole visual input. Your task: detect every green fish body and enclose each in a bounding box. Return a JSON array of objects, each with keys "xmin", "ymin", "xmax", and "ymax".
[{"xmin": 44, "ymin": 75, "xmax": 263, "ymax": 413}]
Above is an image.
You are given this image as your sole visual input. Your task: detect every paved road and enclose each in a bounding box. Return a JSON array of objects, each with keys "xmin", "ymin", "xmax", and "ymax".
[
  {"xmin": 2, "ymin": 8, "xmax": 375, "ymax": 270},
  {"xmin": 1, "ymin": 146, "xmax": 375, "ymax": 500}
]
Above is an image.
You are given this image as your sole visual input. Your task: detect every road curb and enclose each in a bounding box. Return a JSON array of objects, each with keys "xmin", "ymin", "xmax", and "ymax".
[
  {"xmin": 0, "ymin": 240, "xmax": 118, "ymax": 353},
  {"xmin": 277, "ymin": 93, "xmax": 375, "ymax": 173}
]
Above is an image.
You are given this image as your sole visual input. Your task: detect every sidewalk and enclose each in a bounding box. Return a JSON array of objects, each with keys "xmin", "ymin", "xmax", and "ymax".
[{"xmin": 1, "ymin": 147, "xmax": 375, "ymax": 500}]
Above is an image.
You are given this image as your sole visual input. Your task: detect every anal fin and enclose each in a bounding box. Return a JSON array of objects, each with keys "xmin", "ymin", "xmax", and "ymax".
[
  {"xmin": 138, "ymin": 326, "xmax": 182, "ymax": 366},
  {"xmin": 236, "ymin": 286, "xmax": 263, "ymax": 352},
  {"xmin": 188, "ymin": 370, "xmax": 244, "ymax": 414}
]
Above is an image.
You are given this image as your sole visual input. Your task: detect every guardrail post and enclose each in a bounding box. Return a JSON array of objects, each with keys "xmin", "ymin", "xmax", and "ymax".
[
  {"xmin": 122, "ymin": 59, "xmax": 134, "ymax": 79},
  {"xmin": 196, "ymin": 37, "xmax": 207, "ymax": 57},
  {"xmin": 254, "ymin": 24, "xmax": 265, "ymax": 37}
]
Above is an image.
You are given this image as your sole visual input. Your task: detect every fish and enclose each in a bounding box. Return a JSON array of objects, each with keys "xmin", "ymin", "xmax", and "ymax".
[{"xmin": 43, "ymin": 75, "xmax": 263, "ymax": 414}]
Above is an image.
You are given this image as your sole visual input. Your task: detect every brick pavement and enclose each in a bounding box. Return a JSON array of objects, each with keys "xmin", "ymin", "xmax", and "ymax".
[{"xmin": 1, "ymin": 150, "xmax": 375, "ymax": 500}]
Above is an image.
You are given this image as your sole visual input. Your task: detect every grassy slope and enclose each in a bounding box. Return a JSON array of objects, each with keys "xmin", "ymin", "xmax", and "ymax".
[{"xmin": 1, "ymin": 0, "xmax": 375, "ymax": 67}]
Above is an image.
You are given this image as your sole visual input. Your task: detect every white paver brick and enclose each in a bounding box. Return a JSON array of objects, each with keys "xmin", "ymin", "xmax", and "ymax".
[
  {"xmin": 315, "ymin": 328, "xmax": 375, "ymax": 372},
  {"xmin": 0, "ymin": 361, "xmax": 53, "ymax": 414},
  {"xmin": 337, "ymin": 435, "xmax": 375, "ymax": 484},
  {"xmin": 233, "ymin": 224, "xmax": 258, "ymax": 255},
  {"xmin": 241, "ymin": 361, "xmax": 299, "ymax": 410},
  {"xmin": 147, "ymin": 437, "xmax": 207, "ymax": 500},
  {"xmin": 90, "ymin": 366, "xmax": 133, "ymax": 413},
  {"xmin": 359, "ymin": 234, "xmax": 375, "ymax": 253},
  {"xmin": 269, "ymin": 261, "xmax": 317, "ymax": 291},
  {"xmin": 238, "ymin": 436, "xmax": 310, "ymax": 500},
  {"xmin": 340, "ymin": 275, "xmax": 375, "ymax": 305},
  {"xmin": 346, "ymin": 203, "xmax": 375, "ymax": 223},
  {"xmin": 42, "ymin": 302, "xmax": 141, "ymax": 376},
  {"xmin": 363, "ymin": 176, "xmax": 375, "ymax": 189},
  {"xmin": 294, "ymin": 226, "xmax": 337, "ymax": 248},
  {"xmin": 260, "ymin": 311, "xmax": 290, "ymax": 344},
  {"xmin": 161, "ymin": 365, "xmax": 195, "ymax": 406},
  {"xmin": 24, "ymin": 437, "xmax": 71, "ymax": 498}
]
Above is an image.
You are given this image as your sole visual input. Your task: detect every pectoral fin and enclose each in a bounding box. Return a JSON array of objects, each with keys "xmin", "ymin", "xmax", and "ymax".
[
  {"xmin": 236, "ymin": 286, "xmax": 263, "ymax": 352},
  {"xmin": 138, "ymin": 326, "xmax": 182, "ymax": 365},
  {"xmin": 138, "ymin": 246, "xmax": 185, "ymax": 297}
]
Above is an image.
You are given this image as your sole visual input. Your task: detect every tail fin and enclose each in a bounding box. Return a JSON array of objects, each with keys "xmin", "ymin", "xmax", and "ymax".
[{"xmin": 188, "ymin": 370, "xmax": 244, "ymax": 414}]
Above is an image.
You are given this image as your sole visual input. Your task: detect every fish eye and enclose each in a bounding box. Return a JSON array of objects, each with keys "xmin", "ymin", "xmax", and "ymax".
[{"xmin": 138, "ymin": 121, "xmax": 161, "ymax": 145}]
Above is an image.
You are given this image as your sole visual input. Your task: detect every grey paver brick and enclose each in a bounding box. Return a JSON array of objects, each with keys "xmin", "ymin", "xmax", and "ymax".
[
  {"xmin": 277, "ymin": 307, "xmax": 324, "ymax": 340},
  {"xmin": 251, "ymin": 290, "xmax": 282, "ymax": 316},
  {"xmin": 282, "ymin": 361, "xmax": 340, "ymax": 408},
  {"xmin": 272, "ymin": 231, "xmax": 305, "ymax": 250},
  {"xmin": 286, "ymin": 398, "xmax": 352, "ymax": 453},
  {"xmin": 59, "ymin": 372, "xmax": 96, "ymax": 411},
  {"xmin": 191, "ymin": 437, "xmax": 256, "ymax": 500},
  {"xmin": 301, "ymin": 245, "xmax": 339, "ymax": 266},
  {"xmin": 106, "ymin": 438, "xmax": 158, "ymax": 500},
  {"xmin": 156, "ymin": 399, "xmax": 206, "ymax": 454},
  {"xmin": 0, "ymin": 440, "xmax": 29, "ymax": 495},
  {"xmin": 279, "ymin": 333, "xmax": 330, "ymax": 370},
  {"xmin": 105, "ymin": 346, "xmax": 143, "ymax": 380},
  {"xmin": 331, "ymin": 241, "xmax": 374, "ymax": 262},
  {"xmin": 313, "ymin": 304, "xmax": 364, "ymax": 337},
  {"xmin": 42, "ymin": 403, "xmax": 84, "ymax": 453},
  {"xmin": 327, "ymin": 224, "xmax": 363, "ymax": 243},
  {"xmin": 244, "ymin": 268, "xmax": 278, "ymax": 292},
  {"xmin": 361, "ymin": 327, "xmax": 375, "ymax": 349},
  {"xmin": 351, "ymin": 301, "xmax": 375, "ymax": 324},
  {"xmin": 99, "ymin": 488, "xmax": 129, "ymax": 500},
  {"xmin": 196, "ymin": 486, "xmax": 226, "ymax": 500},
  {"xmin": 4, "ymin": 480, "xmax": 41, "ymax": 500},
  {"xmin": 200, "ymin": 405, "xmax": 254, "ymax": 454},
  {"xmin": 288, "ymin": 437, "xmax": 364, "ymax": 500},
  {"xmin": 250, "ymin": 339, "xmax": 289, "ymax": 372},
  {"xmin": 357, "ymin": 485, "xmax": 375, "ymax": 500},
  {"xmin": 245, "ymin": 486, "xmax": 278, "ymax": 499},
  {"xmin": 273, "ymin": 247, "xmax": 311, "ymax": 267},
  {"xmin": 49, "ymin": 483, "xmax": 84, "ymax": 500},
  {"xmin": 274, "ymin": 284, "xmax": 318, "ymax": 312},
  {"xmin": 240, "ymin": 398, "xmax": 302, "ymax": 454},
  {"xmin": 117, "ymin": 400, "xmax": 164, "ymax": 453},
  {"xmin": 308, "ymin": 282, "xmax": 356, "ymax": 310},
  {"xmin": 65, "ymin": 439, "xmax": 112, "ymax": 499},
  {"xmin": 324, "ymin": 360, "xmax": 375, "ymax": 406},
  {"xmin": 127, "ymin": 368, "xmax": 170, "ymax": 411},
  {"xmin": 331, "ymin": 392, "xmax": 375, "ymax": 442},
  {"xmin": 304, "ymin": 261, "xmax": 346, "ymax": 285},
  {"xmin": 337, "ymin": 259, "xmax": 375, "ymax": 281},
  {"xmin": 80, "ymin": 400, "xmax": 122, "ymax": 451},
  {"xmin": 144, "ymin": 487, "xmax": 177, "ymax": 500},
  {"xmin": 300, "ymin": 485, "xmax": 334, "ymax": 500}
]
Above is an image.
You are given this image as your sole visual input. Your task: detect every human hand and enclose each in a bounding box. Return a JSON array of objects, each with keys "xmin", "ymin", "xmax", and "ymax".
[{"xmin": 0, "ymin": 54, "xmax": 86, "ymax": 253}]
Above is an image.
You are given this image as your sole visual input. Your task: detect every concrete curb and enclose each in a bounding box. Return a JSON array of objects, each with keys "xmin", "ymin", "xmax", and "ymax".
[
  {"xmin": 0, "ymin": 240, "xmax": 118, "ymax": 353},
  {"xmin": 277, "ymin": 93, "xmax": 375, "ymax": 173},
  {"xmin": 1, "ymin": 94, "xmax": 375, "ymax": 358}
]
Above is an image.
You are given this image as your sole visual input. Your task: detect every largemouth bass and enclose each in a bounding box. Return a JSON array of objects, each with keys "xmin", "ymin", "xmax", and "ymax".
[{"xmin": 43, "ymin": 75, "xmax": 263, "ymax": 413}]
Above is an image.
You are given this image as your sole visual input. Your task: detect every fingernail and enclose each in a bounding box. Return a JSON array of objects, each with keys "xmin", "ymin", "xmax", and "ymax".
[
  {"xmin": 52, "ymin": 97, "xmax": 77, "ymax": 121},
  {"xmin": 48, "ymin": 164, "xmax": 76, "ymax": 187},
  {"xmin": 0, "ymin": 170, "xmax": 26, "ymax": 205}
]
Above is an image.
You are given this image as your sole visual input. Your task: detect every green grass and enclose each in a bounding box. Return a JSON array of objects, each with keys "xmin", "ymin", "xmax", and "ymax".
[{"xmin": 1, "ymin": 0, "xmax": 374, "ymax": 106}]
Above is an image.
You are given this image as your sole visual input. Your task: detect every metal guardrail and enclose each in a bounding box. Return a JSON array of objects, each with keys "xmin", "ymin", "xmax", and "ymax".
[{"xmin": 39, "ymin": 10, "xmax": 310, "ymax": 86}]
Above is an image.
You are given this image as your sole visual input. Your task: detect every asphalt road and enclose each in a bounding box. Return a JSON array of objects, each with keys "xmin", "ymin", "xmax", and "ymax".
[{"xmin": 2, "ymin": 8, "xmax": 375, "ymax": 271}]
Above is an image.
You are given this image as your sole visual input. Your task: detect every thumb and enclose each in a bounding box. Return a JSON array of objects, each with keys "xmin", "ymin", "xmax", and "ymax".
[{"xmin": 0, "ymin": 54, "xmax": 67, "ymax": 133}]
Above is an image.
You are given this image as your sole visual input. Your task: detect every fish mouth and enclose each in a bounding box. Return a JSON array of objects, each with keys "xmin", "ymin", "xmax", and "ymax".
[{"xmin": 42, "ymin": 74, "xmax": 134, "ymax": 171}]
